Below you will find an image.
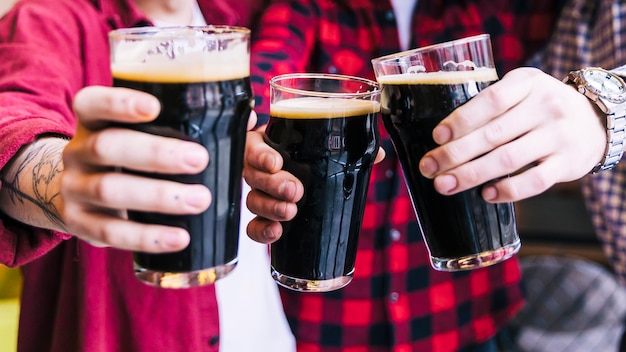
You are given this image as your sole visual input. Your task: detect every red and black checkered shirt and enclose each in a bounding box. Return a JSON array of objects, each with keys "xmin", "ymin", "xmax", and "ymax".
[{"xmin": 251, "ymin": 1, "xmax": 563, "ymax": 350}]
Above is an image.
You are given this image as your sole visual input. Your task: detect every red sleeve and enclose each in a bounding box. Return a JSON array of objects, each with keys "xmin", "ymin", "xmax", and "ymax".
[
  {"xmin": 251, "ymin": 0, "xmax": 320, "ymax": 124},
  {"xmin": 0, "ymin": 0, "xmax": 111, "ymax": 266}
]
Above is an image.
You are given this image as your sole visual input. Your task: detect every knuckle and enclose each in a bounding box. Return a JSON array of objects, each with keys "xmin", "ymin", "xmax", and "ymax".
[
  {"xmin": 92, "ymin": 174, "xmax": 119, "ymax": 204},
  {"xmin": 530, "ymin": 172, "xmax": 552, "ymax": 193},
  {"xmin": 483, "ymin": 120, "xmax": 505, "ymax": 146},
  {"xmin": 441, "ymin": 142, "xmax": 465, "ymax": 166},
  {"xmin": 462, "ymin": 165, "xmax": 482, "ymax": 186},
  {"xmin": 509, "ymin": 66, "xmax": 541, "ymax": 81},
  {"xmin": 89, "ymin": 133, "xmax": 112, "ymax": 161},
  {"xmin": 97, "ymin": 224, "xmax": 120, "ymax": 247},
  {"xmin": 497, "ymin": 148, "xmax": 517, "ymax": 171},
  {"xmin": 480, "ymin": 87, "xmax": 507, "ymax": 113},
  {"xmin": 452, "ymin": 107, "xmax": 474, "ymax": 130}
]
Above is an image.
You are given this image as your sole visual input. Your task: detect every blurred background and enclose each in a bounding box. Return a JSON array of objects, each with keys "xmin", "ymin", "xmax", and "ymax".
[{"xmin": 0, "ymin": 265, "xmax": 20, "ymax": 352}]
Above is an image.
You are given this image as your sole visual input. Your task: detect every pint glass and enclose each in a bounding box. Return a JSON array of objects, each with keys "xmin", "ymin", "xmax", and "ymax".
[
  {"xmin": 371, "ymin": 34, "xmax": 520, "ymax": 271},
  {"xmin": 266, "ymin": 73, "xmax": 380, "ymax": 292},
  {"xmin": 109, "ymin": 26, "xmax": 252, "ymax": 288}
]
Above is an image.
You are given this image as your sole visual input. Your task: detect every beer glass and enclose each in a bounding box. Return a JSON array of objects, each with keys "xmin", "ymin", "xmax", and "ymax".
[
  {"xmin": 371, "ymin": 34, "xmax": 520, "ymax": 271},
  {"xmin": 266, "ymin": 73, "xmax": 380, "ymax": 292},
  {"xmin": 109, "ymin": 26, "xmax": 252, "ymax": 288}
]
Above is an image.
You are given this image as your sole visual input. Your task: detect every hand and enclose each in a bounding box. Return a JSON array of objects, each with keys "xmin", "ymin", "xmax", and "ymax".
[
  {"xmin": 62, "ymin": 86, "xmax": 257, "ymax": 253},
  {"xmin": 244, "ymin": 126, "xmax": 385, "ymax": 244},
  {"xmin": 243, "ymin": 126, "xmax": 304, "ymax": 244},
  {"xmin": 418, "ymin": 67, "xmax": 606, "ymax": 203}
]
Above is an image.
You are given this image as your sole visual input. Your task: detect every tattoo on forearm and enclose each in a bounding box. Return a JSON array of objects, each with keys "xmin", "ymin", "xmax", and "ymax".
[{"xmin": 1, "ymin": 140, "xmax": 67, "ymax": 231}]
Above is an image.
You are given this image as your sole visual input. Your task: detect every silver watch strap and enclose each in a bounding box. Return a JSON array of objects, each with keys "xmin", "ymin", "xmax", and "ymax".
[{"xmin": 592, "ymin": 109, "xmax": 626, "ymax": 173}]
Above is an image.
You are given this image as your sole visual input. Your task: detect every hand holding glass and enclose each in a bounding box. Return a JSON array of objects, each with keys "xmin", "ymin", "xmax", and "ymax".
[
  {"xmin": 265, "ymin": 73, "xmax": 380, "ymax": 292},
  {"xmin": 109, "ymin": 26, "xmax": 252, "ymax": 288},
  {"xmin": 372, "ymin": 34, "xmax": 520, "ymax": 271}
]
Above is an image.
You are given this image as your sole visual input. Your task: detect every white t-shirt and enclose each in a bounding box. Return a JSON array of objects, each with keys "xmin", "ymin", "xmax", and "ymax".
[
  {"xmin": 391, "ymin": 0, "xmax": 418, "ymax": 51},
  {"xmin": 216, "ymin": 184, "xmax": 296, "ymax": 352}
]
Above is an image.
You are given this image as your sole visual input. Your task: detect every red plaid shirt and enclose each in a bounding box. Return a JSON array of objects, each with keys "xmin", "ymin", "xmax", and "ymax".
[{"xmin": 251, "ymin": 0, "xmax": 562, "ymax": 351}]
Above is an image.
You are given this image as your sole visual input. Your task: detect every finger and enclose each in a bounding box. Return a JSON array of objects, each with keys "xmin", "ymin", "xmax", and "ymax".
[
  {"xmin": 421, "ymin": 96, "xmax": 542, "ymax": 178},
  {"xmin": 244, "ymin": 129, "xmax": 282, "ymax": 173},
  {"xmin": 374, "ymin": 146, "xmax": 386, "ymax": 164},
  {"xmin": 432, "ymin": 68, "xmax": 538, "ymax": 144},
  {"xmin": 63, "ymin": 205, "xmax": 190, "ymax": 252},
  {"xmin": 63, "ymin": 171, "xmax": 211, "ymax": 214},
  {"xmin": 64, "ymin": 127, "xmax": 209, "ymax": 174},
  {"xmin": 480, "ymin": 158, "xmax": 563, "ymax": 203},
  {"xmin": 248, "ymin": 110, "xmax": 258, "ymax": 131},
  {"xmin": 243, "ymin": 168, "xmax": 303, "ymax": 204},
  {"xmin": 73, "ymin": 86, "xmax": 161, "ymax": 129},
  {"xmin": 432, "ymin": 124, "xmax": 559, "ymax": 195},
  {"xmin": 245, "ymin": 188, "xmax": 298, "ymax": 221},
  {"xmin": 246, "ymin": 216, "xmax": 283, "ymax": 244}
]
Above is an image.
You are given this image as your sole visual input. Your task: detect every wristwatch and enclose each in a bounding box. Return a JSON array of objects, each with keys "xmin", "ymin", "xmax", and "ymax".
[{"xmin": 564, "ymin": 67, "xmax": 626, "ymax": 173}]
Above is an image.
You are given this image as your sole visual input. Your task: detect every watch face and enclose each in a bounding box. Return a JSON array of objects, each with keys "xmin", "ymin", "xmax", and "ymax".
[{"xmin": 583, "ymin": 68, "xmax": 626, "ymax": 102}]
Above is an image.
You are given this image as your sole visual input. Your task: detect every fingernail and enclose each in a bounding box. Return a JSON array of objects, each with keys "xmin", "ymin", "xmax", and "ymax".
[
  {"xmin": 182, "ymin": 144, "xmax": 208, "ymax": 168},
  {"xmin": 163, "ymin": 231, "xmax": 188, "ymax": 248},
  {"xmin": 436, "ymin": 174, "xmax": 458, "ymax": 194},
  {"xmin": 432, "ymin": 125, "xmax": 452, "ymax": 144},
  {"xmin": 420, "ymin": 156, "xmax": 438, "ymax": 177},
  {"xmin": 135, "ymin": 96, "xmax": 160, "ymax": 116},
  {"xmin": 278, "ymin": 180, "xmax": 296, "ymax": 200},
  {"xmin": 483, "ymin": 186, "xmax": 497, "ymax": 201},
  {"xmin": 260, "ymin": 152, "xmax": 277, "ymax": 171},
  {"xmin": 184, "ymin": 186, "xmax": 211, "ymax": 209},
  {"xmin": 273, "ymin": 201, "xmax": 288, "ymax": 218}
]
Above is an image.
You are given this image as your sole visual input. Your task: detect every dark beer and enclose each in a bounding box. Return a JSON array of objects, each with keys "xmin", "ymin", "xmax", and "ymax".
[
  {"xmin": 265, "ymin": 97, "xmax": 380, "ymax": 285},
  {"xmin": 377, "ymin": 69, "xmax": 519, "ymax": 267},
  {"xmin": 112, "ymin": 66, "xmax": 253, "ymax": 275}
]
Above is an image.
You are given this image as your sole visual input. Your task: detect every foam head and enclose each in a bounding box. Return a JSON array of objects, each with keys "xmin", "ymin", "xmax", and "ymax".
[
  {"xmin": 110, "ymin": 27, "xmax": 250, "ymax": 83},
  {"xmin": 271, "ymin": 97, "xmax": 381, "ymax": 119}
]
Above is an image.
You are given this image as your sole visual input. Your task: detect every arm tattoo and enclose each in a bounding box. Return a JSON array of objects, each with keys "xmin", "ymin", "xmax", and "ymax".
[{"xmin": 1, "ymin": 139, "xmax": 68, "ymax": 232}]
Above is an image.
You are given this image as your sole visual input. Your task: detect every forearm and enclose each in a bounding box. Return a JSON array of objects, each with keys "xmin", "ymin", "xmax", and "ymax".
[{"xmin": 0, "ymin": 136, "xmax": 68, "ymax": 233}]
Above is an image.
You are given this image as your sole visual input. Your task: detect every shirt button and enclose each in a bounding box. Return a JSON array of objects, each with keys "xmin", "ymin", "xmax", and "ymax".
[
  {"xmin": 385, "ymin": 169, "xmax": 394, "ymax": 178},
  {"xmin": 208, "ymin": 335, "xmax": 219, "ymax": 346},
  {"xmin": 390, "ymin": 292, "xmax": 400, "ymax": 303},
  {"xmin": 390, "ymin": 229, "xmax": 401, "ymax": 241},
  {"xmin": 385, "ymin": 10, "xmax": 395, "ymax": 22}
]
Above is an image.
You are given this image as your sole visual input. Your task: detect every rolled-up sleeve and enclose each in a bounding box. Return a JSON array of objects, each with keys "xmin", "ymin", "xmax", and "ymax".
[{"xmin": 0, "ymin": 1, "xmax": 112, "ymax": 266}]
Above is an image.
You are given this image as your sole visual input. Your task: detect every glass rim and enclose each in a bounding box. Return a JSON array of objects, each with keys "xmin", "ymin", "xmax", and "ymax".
[
  {"xmin": 108, "ymin": 25, "xmax": 250, "ymax": 41},
  {"xmin": 371, "ymin": 33, "xmax": 491, "ymax": 66},
  {"xmin": 269, "ymin": 73, "xmax": 380, "ymax": 99}
]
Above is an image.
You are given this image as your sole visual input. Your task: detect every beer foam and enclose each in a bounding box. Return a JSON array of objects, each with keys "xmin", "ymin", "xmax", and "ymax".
[
  {"xmin": 271, "ymin": 97, "xmax": 381, "ymax": 119},
  {"xmin": 111, "ymin": 31, "xmax": 249, "ymax": 83},
  {"xmin": 376, "ymin": 67, "xmax": 498, "ymax": 85}
]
